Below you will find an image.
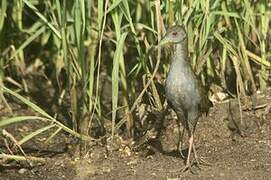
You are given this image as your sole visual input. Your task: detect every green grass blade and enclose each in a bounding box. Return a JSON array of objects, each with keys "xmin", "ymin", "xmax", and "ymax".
[
  {"xmin": 10, "ymin": 26, "xmax": 45, "ymax": 60},
  {"xmin": 0, "ymin": 116, "xmax": 49, "ymax": 128},
  {"xmin": 22, "ymin": 0, "xmax": 61, "ymax": 38},
  {"xmin": 18, "ymin": 124, "xmax": 56, "ymax": 145}
]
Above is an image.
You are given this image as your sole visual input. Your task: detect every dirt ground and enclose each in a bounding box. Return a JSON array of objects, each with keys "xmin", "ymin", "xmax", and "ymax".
[{"xmin": 1, "ymin": 90, "xmax": 271, "ymax": 180}]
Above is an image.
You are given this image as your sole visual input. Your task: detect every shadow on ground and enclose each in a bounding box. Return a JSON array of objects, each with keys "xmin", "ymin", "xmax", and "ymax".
[{"xmin": 1, "ymin": 90, "xmax": 271, "ymax": 180}]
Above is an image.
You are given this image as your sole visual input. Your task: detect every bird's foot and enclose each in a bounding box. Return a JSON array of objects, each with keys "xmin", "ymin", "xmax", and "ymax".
[
  {"xmin": 192, "ymin": 144, "xmax": 211, "ymax": 168},
  {"xmin": 193, "ymin": 156, "xmax": 211, "ymax": 170},
  {"xmin": 180, "ymin": 157, "xmax": 210, "ymax": 174},
  {"xmin": 180, "ymin": 163, "xmax": 199, "ymax": 174},
  {"xmin": 180, "ymin": 163, "xmax": 191, "ymax": 173}
]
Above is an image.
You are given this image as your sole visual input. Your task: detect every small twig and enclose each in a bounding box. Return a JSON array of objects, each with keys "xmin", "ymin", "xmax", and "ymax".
[
  {"xmin": 0, "ymin": 153, "xmax": 45, "ymax": 163},
  {"xmin": 4, "ymin": 138, "xmax": 14, "ymax": 155},
  {"xmin": 195, "ymin": 47, "xmax": 213, "ymax": 75},
  {"xmin": 115, "ymin": 1, "xmax": 163, "ymax": 130},
  {"xmin": 1, "ymin": 129, "xmax": 32, "ymax": 164},
  {"xmin": 115, "ymin": 46, "xmax": 161, "ymax": 130},
  {"xmin": 231, "ymin": 55, "xmax": 245, "ymax": 136},
  {"xmin": 129, "ymin": 0, "xmax": 163, "ymax": 114},
  {"xmin": 89, "ymin": 0, "xmax": 110, "ymax": 136}
]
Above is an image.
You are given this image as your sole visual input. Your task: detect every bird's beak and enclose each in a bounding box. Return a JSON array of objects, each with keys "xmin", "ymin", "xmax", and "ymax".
[{"xmin": 156, "ymin": 37, "xmax": 169, "ymax": 48}]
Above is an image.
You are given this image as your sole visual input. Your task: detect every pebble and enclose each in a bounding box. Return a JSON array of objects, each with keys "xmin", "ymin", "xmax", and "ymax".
[{"xmin": 18, "ymin": 168, "xmax": 27, "ymax": 174}]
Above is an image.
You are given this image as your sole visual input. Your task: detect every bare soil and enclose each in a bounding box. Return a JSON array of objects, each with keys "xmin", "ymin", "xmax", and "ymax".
[{"xmin": 1, "ymin": 90, "xmax": 271, "ymax": 180}]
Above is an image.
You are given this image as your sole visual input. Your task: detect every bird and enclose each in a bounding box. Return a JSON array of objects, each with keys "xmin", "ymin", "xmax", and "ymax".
[{"xmin": 157, "ymin": 25, "xmax": 211, "ymax": 172}]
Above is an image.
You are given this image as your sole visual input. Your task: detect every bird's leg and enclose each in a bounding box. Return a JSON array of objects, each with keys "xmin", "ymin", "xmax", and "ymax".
[
  {"xmin": 177, "ymin": 122, "xmax": 185, "ymax": 158},
  {"xmin": 181, "ymin": 132, "xmax": 194, "ymax": 172},
  {"xmin": 187, "ymin": 133, "xmax": 194, "ymax": 165}
]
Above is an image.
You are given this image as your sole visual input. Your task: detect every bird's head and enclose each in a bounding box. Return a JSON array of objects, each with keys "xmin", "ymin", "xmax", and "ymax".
[{"xmin": 157, "ymin": 25, "xmax": 187, "ymax": 47}]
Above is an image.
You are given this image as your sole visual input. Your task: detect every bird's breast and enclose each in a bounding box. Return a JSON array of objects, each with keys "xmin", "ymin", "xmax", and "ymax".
[{"xmin": 165, "ymin": 63, "xmax": 201, "ymax": 110}]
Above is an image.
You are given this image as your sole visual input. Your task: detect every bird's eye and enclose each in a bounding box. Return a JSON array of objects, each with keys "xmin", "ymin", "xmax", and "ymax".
[{"xmin": 172, "ymin": 32, "xmax": 178, "ymax": 36}]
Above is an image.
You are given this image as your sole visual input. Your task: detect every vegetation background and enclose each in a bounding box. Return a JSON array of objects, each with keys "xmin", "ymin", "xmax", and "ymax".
[{"xmin": 0, "ymin": 0, "xmax": 270, "ymax": 161}]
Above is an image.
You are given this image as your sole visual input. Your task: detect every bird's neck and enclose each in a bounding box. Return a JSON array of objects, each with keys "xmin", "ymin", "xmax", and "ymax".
[{"xmin": 171, "ymin": 39, "xmax": 189, "ymax": 67}]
